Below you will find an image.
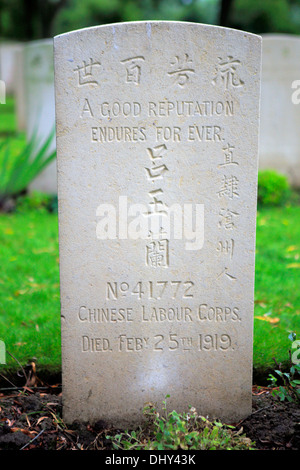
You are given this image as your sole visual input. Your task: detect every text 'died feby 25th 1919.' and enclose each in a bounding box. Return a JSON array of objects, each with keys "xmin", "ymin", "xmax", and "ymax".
[{"xmin": 81, "ymin": 332, "xmax": 234, "ymax": 353}]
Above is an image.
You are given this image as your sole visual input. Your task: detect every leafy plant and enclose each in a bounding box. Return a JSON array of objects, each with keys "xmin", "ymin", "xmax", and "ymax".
[
  {"xmin": 0, "ymin": 127, "xmax": 56, "ymax": 210},
  {"xmin": 15, "ymin": 191, "xmax": 57, "ymax": 213},
  {"xmin": 267, "ymin": 332, "xmax": 300, "ymax": 403},
  {"xmin": 106, "ymin": 395, "xmax": 255, "ymax": 450},
  {"xmin": 257, "ymin": 169, "xmax": 290, "ymax": 206}
]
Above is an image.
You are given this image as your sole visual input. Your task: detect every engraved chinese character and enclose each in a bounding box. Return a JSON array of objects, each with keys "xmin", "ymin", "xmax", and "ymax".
[
  {"xmin": 147, "ymin": 144, "xmax": 167, "ymax": 161},
  {"xmin": 146, "ymin": 145, "xmax": 168, "ymax": 181},
  {"xmin": 218, "ymin": 144, "xmax": 239, "ymax": 167},
  {"xmin": 217, "ymin": 239, "xmax": 234, "ymax": 259},
  {"xmin": 212, "ymin": 56, "xmax": 244, "ymax": 90},
  {"xmin": 168, "ymin": 54, "xmax": 195, "ymax": 87},
  {"xmin": 74, "ymin": 58, "xmax": 101, "ymax": 86},
  {"xmin": 217, "ymin": 267, "xmax": 237, "ymax": 281},
  {"xmin": 145, "ymin": 189, "xmax": 168, "ymax": 217},
  {"xmin": 217, "ymin": 175, "xmax": 239, "ymax": 199},
  {"xmin": 145, "ymin": 164, "xmax": 169, "ymax": 182},
  {"xmin": 145, "ymin": 145, "xmax": 169, "ymax": 182},
  {"xmin": 146, "ymin": 239, "xmax": 169, "ymax": 267},
  {"xmin": 121, "ymin": 56, "xmax": 145, "ymax": 84},
  {"xmin": 218, "ymin": 209, "xmax": 239, "ymax": 230}
]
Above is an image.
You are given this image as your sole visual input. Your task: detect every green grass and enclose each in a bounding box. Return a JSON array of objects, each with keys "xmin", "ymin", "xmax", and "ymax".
[
  {"xmin": 0, "ymin": 204, "xmax": 299, "ymax": 379},
  {"xmin": 0, "ymin": 96, "xmax": 18, "ymax": 136},
  {"xmin": 0, "ymin": 95, "xmax": 26, "ymax": 152},
  {"xmin": 253, "ymin": 205, "xmax": 300, "ymax": 373},
  {"xmin": 0, "ymin": 97, "xmax": 299, "ymax": 382},
  {"xmin": 0, "ymin": 97, "xmax": 61, "ymax": 378},
  {"xmin": 0, "ymin": 209, "xmax": 60, "ymax": 375}
]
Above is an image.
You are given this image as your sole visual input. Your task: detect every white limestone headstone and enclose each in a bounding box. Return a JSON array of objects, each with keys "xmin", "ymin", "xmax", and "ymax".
[
  {"xmin": 0, "ymin": 41, "xmax": 21, "ymax": 95},
  {"xmin": 14, "ymin": 45, "xmax": 26, "ymax": 131},
  {"xmin": 54, "ymin": 21, "xmax": 261, "ymax": 427},
  {"xmin": 260, "ymin": 34, "xmax": 300, "ymax": 187},
  {"xmin": 24, "ymin": 39, "xmax": 57, "ymax": 194}
]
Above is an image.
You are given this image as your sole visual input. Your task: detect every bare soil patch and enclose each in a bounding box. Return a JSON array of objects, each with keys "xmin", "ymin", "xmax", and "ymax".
[{"xmin": 0, "ymin": 385, "xmax": 299, "ymax": 450}]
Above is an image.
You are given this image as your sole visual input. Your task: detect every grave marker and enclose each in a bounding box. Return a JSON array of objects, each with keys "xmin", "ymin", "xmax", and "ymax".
[
  {"xmin": 0, "ymin": 41, "xmax": 21, "ymax": 95},
  {"xmin": 54, "ymin": 22, "xmax": 261, "ymax": 427},
  {"xmin": 24, "ymin": 39, "xmax": 57, "ymax": 193},
  {"xmin": 15, "ymin": 45, "xmax": 26, "ymax": 131},
  {"xmin": 260, "ymin": 34, "xmax": 300, "ymax": 187}
]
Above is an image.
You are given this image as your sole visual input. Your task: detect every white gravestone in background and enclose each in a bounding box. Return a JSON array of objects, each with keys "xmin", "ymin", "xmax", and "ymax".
[
  {"xmin": 15, "ymin": 45, "xmax": 26, "ymax": 131},
  {"xmin": 0, "ymin": 41, "xmax": 21, "ymax": 95},
  {"xmin": 54, "ymin": 22, "xmax": 261, "ymax": 427},
  {"xmin": 260, "ymin": 34, "xmax": 300, "ymax": 187},
  {"xmin": 24, "ymin": 39, "xmax": 57, "ymax": 194}
]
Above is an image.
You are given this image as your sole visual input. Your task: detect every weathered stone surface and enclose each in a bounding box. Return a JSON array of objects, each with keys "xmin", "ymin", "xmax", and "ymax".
[
  {"xmin": 24, "ymin": 39, "xmax": 57, "ymax": 194},
  {"xmin": 54, "ymin": 21, "xmax": 261, "ymax": 427},
  {"xmin": 260, "ymin": 34, "xmax": 300, "ymax": 187}
]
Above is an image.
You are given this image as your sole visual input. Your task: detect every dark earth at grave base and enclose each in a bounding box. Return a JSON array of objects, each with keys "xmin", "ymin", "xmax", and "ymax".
[{"xmin": 0, "ymin": 385, "xmax": 299, "ymax": 451}]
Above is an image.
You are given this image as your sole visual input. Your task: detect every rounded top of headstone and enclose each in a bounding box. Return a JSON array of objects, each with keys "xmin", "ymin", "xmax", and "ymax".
[{"xmin": 54, "ymin": 20, "xmax": 261, "ymax": 42}]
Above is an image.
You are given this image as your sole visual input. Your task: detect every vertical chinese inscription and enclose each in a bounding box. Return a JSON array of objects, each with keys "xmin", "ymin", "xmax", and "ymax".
[
  {"xmin": 144, "ymin": 144, "xmax": 170, "ymax": 268},
  {"xmin": 213, "ymin": 57, "xmax": 245, "ymax": 282}
]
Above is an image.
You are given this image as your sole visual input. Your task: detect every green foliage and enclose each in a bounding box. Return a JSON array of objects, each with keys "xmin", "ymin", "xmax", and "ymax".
[
  {"xmin": 0, "ymin": 95, "xmax": 17, "ymax": 137},
  {"xmin": 257, "ymin": 170, "xmax": 291, "ymax": 206},
  {"xmin": 54, "ymin": 0, "xmax": 219, "ymax": 35},
  {"xmin": 232, "ymin": 0, "xmax": 300, "ymax": 35},
  {"xmin": 253, "ymin": 206, "xmax": 300, "ymax": 372},
  {"xmin": 107, "ymin": 396, "xmax": 255, "ymax": 450},
  {"xmin": 267, "ymin": 332, "xmax": 300, "ymax": 403},
  {"xmin": 0, "ymin": 199, "xmax": 299, "ymax": 374},
  {"xmin": 0, "ymin": 209, "xmax": 60, "ymax": 373},
  {"xmin": 15, "ymin": 191, "xmax": 58, "ymax": 213},
  {"xmin": 0, "ymin": 0, "xmax": 69, "ymax": 40},
  {"xmin": 3, "ymin": 0, "xmax": 300, "ymax": 41},
  {"xmin": 0, "ymin": 128, "xmax": 56, "ymax": 210}
]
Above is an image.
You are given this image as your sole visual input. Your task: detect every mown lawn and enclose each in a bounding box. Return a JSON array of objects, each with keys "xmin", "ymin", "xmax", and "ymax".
[
  {"xmin": 254, "ymin": 205, "xmax": 300, "ymax": 373},
  {"xmin": 0, "ymin": 96, "xmax": 299, "ymax": 381},
  {"xmin": 0, "ymin": 96, "xmax": 15, "ymax": 136},
  {"xmin": 0, "ymin": 203, "xmax": 299, "ymax": 379},
  {"xmin": 0, "ymin": 208, "xmax": 60, "ymax": 375}
]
